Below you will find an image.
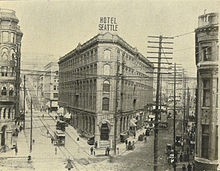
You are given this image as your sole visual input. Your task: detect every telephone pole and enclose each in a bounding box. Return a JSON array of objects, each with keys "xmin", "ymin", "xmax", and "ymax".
[
  {"xmin": 114, "ymin": 54, "xmax": 120, "ymax": 155},
  {"xmin": 23, "ymin": 75, "xmax": 26, "ymax": 129},
  {"xmin": 30, "ymin": 98, "xmax": 33, "ymax": 153},
  {"xmin": 147, "ymin": 35, "xmax": 173, "ymax": 171},
  {"xmin": 173, "ymin": 63, "xmax": 177, "ymax": 171}
]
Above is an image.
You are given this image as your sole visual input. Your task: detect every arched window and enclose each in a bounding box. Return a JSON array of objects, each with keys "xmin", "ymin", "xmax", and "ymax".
[
  {"xmin": 9, "ymin": 88, "xmax": 14, "ymax": 96},
  {"xmin": 104, "ymin": 50, "xmax": 111, "ymax": 60},
  {"xmin": 10, "ymin": 49, "xmax": 16, "ymax": 61},
  {"xmin": 102, "ymin": 97, "xmax": 109, "ymax": 111},
  {"xmin": 103, "ymin": 80, "xmax": 110, "ymax": 92},
  {"xmin": 103, "ymin": 65, "xmax": 110, "ymax": 75},
  {"xmin": 1, "ymin": 87, "xmax": 7, "ymax": 96},
  {"xmin": 1, "ymin": 48, "xmax": 8, "ymax": 61}
]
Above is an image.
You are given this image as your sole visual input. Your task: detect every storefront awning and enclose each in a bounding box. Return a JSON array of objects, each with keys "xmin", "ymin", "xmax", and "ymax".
[
  {"xmin": 64, "ymin": 113, "xmax": 71, "ymax": 119},
  {"xmin": 130, "ymin": 120, "xmax": 136, "ymax": 127},
  {"xmin": 52, "ymin": 101, "xmax": 58, "ymax": 107},
  {"xmin": 57, "ymin": 107, "xmax": 64, "ymax": 114}
]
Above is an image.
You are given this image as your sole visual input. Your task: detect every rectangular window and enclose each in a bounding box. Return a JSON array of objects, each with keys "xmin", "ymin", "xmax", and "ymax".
[
  {"xmin": 102, "ymin": 97, "xmax": 109, "ymax": 111},
  {"xmin": 53, "ymin": 93, "xmax": 58, "ymax": 98},
  {"xmin": 203, "ymin": 79, "xmax": 210, "ymax": 107},
  {"xmin": 203, "ymin": 47, "xmax": 212, "ymax": 61},
  {"xmin": 202, "ymin": 125, "xmax": 209, "ymax": 159},
  {"xmin": 10, "ymin": 33, "xmax": 15, "ymax": 43},
  {"xmin": 2, "ymin": 32, "xmax": 9, "ymax": 42}
]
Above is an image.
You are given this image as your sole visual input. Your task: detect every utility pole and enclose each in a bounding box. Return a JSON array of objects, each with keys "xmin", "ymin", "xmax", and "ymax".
[
  {"xmin": 30, "ymin": 98, "xmax": 33, "ymax": 153},
  {"xmin": 147, "ymin": 35, "xmax": 173, "ymax": 171},
  {"xmin": 23, "ymin": 75, "xmax": 26, "ymax": 129},
  {"xmin": 114, "ymin": 54, "xmax": 120, "ymax": 155},
  {"xmin": 173, "ymin": 63, "xmax": 177, "ymax": 171},
  {"xmin": 15, "ymin": 44, "xmax": 21, "ymax": 121}
]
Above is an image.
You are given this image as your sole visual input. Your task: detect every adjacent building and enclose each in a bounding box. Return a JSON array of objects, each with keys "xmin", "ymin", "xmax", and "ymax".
[
  {"xmin": 58, "ymin": 32, "xmax": 154, "ymax": 148},
  {"xmin": 0, "ymin": 9, "xmax": 23, "ymax": 149},
  {"xmin": 194, "ymin": 12, "xmax": 218, "ymax": 170},
  {"xmin": 40, "ymin": 62, "xmax": 59, "ymax": 112}
]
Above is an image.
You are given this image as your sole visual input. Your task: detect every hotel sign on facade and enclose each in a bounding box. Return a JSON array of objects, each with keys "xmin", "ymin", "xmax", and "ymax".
[{"xmin": 98, "ymin": 17, "xmax": 118, "ymax": 31}]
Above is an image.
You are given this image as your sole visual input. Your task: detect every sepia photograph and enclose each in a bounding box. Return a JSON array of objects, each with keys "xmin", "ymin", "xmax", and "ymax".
[{"xmin": 0, "ymin": 0, "xmax": 219, "ymax": 170}]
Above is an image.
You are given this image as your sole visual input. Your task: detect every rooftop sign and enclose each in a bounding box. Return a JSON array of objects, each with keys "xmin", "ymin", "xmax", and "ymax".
[{"xmin": 99, "ymin": 17, "xmax": 118, "ymax": 31}]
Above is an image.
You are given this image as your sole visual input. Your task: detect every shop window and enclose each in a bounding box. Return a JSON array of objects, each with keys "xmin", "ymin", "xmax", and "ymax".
[
  {"xmin": 102, "ymin": 97, "xmax": 109, "ymax": 111},
  {"xmin": 201, "ymin": 125, "xmax": 209, "ymax": 159},
  {"xmin": 103, "ymin": 65, "xmax": 110, "ymax": 75},
  {"xmin": 103, "ymin": 80, "xmax": 110, "ymax": 92},
  {"xmin": 104, "ymin": 50, "xmax": 111, "ymax": 60},
  {"xmin": 203, "ymin": 79, "xmax": 210, "ymax": 107},
  {"xmin": 203, "ymin": 46, "xmax": 211, "ymax": 61}
]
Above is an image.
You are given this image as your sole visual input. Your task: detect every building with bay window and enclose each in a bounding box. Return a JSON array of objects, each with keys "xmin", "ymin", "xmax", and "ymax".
[
  {"xmin": 0, "ymin": 9, "xmax": 23, "ymax": 149},
  {"xmin": 58, "ymin": 32, "xmax": 153, "ymax": 148},
  {"xmin": 194, "ymin": 12, "xmax": 218, "ymax": 171}
]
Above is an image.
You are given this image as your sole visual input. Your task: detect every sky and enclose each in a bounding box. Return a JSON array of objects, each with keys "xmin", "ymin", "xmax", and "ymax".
[{"xmin": 0, "ymin": 0, "xmax": 219, "ymax": 76}]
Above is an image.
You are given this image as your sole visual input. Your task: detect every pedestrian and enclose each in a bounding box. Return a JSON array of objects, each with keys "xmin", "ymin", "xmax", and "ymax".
[
  {"xmin": 55, "ymin": 147, "xmax": 57, "ymax": 155},
  {"xmin": 90, "ymin": 146, "xmax": 94, "ymax": 155},
  {"xmin": 15, "ymin": 146, "xmax": 18, "ymax": 155},
  {"xmin": 77, "ymin": 137, "xmax": 79, "ymax": 141},
  {"xmin": 93, "ymin": 149, "xmax": 95, "ymax": 156},
  {"xmin": 47, "ymin": 130, "xmax": 49, "ymax": 135},
  {"xmin": 182, "ymin": 164, "xmax": 186, "ymax": 171},
  {"xmin": 125, "ymin": 139, "xmax": 128, "ymax": 148},
  {"xmin": 187, "ymin": 163, "xmax": 192, "ymax": 171},
  {"xmin": 179, "ymin": 152, "xmax": 183, "ymax": 162},
  {"xmin": 107, "ymin": 146, "xmax": 110, "ymax": 155},
  {"xmin": 144, "ymin": 136, "xmax": 147, "ymax": 142},
  {"xmin": 51, "ymin": 138, "xmax": 54, "ymax": 144},
  {"xmin": 117, "ymin": 147, "xmax": 119, "ymax": 154},
  {"xmin": 33, "ymin": 139, "xmax": 35, "ymax": 144}
]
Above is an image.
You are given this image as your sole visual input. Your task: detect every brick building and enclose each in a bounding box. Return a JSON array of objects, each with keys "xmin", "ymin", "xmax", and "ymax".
[
  {"xmin": 194, "ymin": 12, "xmax": 218, "ymax": 170},
  {"xmin": 58, "ymin": 32, "xmax": 153, "ymax": 148},
  {"xmin": 0, "ymin": 9, "xmax": 23, "ymax": 149}
]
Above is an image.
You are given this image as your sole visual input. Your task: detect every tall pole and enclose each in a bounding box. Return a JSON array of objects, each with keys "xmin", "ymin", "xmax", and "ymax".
[
  {"xmin": 173, "ymin": 63, "xmax": 176, "ymax": 171},
  {"xmin": 147, "ymin": 35, "xmax": 173, "ymax": 171},
  {"xmin": 114, "ymin": 54, "xmax": 120, "ymax": 155},
  {"xmin": 23, "ymin": 75, "xmax": 26, "ymax": 129},
  {"xmin": 153, "ymin": 35, "xmax": 162, "ymax": 171},
  {"xmin": 30, "ymin": 98, "xmax": 33, "ymax": 153}
]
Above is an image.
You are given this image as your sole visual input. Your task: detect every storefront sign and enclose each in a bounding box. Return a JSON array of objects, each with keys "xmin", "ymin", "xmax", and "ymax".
[{"xmin": 99, "ymin": 17, "xmax": 118, "ymax": 31}]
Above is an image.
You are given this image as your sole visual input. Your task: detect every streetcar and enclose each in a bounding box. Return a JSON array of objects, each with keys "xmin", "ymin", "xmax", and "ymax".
[
  {"xmin": 56, "ymin": 120, "xmax": 66, "ymax": 131},
  {"xmin": 54, "ymin": 130, "xmax": 65, "ymax": 146}
]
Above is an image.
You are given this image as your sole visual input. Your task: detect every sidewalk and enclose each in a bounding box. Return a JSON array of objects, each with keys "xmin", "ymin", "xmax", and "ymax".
[
  {"xmin": 46, "ymin": 110, "xmax": 147, "ymax": 158},
  {"xmin": 0, "ymin": 129, "xmax": 29, "ymax": 159},
  {"xmin": 113, "ymin": 128, "xmax": 146, "ymax": 156}
]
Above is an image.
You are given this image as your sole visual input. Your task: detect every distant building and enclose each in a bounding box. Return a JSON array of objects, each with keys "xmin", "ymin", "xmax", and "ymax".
[
  {"xmin": 0, "ymin": 9, "xmax": 23, "ymax": 149},
  {"xmin": 58, "ymin": 32, "xmax": 153, "ymax": 148},
  {"xmin": 40, "ymin": 62, "xmax": 59, "ymax": 112},
  {"xmin": 194, "ymin": 12, "xmax": 218, "ymax": 171}
]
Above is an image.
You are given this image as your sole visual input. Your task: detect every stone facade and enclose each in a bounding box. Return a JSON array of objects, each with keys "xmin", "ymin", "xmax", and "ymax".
[
  {"xmin": 58, "ymin": 32, "xmax": 153, "ymax": 148},
  {"xmin": 40, "ymin": 62, "xmax": 59, "ymax": 112},
  {"xmin": 0, "ymin": 9, "xmax": 23, "ymax": 149},
  {"xmin": 194, "ymin": 12, "xmax": 218, "ymax": 171}
]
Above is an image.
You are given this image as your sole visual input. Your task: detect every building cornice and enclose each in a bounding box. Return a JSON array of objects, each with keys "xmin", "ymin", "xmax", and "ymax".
[{"xmin": 59, "ymin": 32, "xmax": 153, "ymax": 67}]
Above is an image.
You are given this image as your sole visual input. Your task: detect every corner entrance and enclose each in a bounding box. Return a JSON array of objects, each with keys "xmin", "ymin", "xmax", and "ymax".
[{"xmin": 100, "ymin": 123, "xmax": 109, "ymax": 140}]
